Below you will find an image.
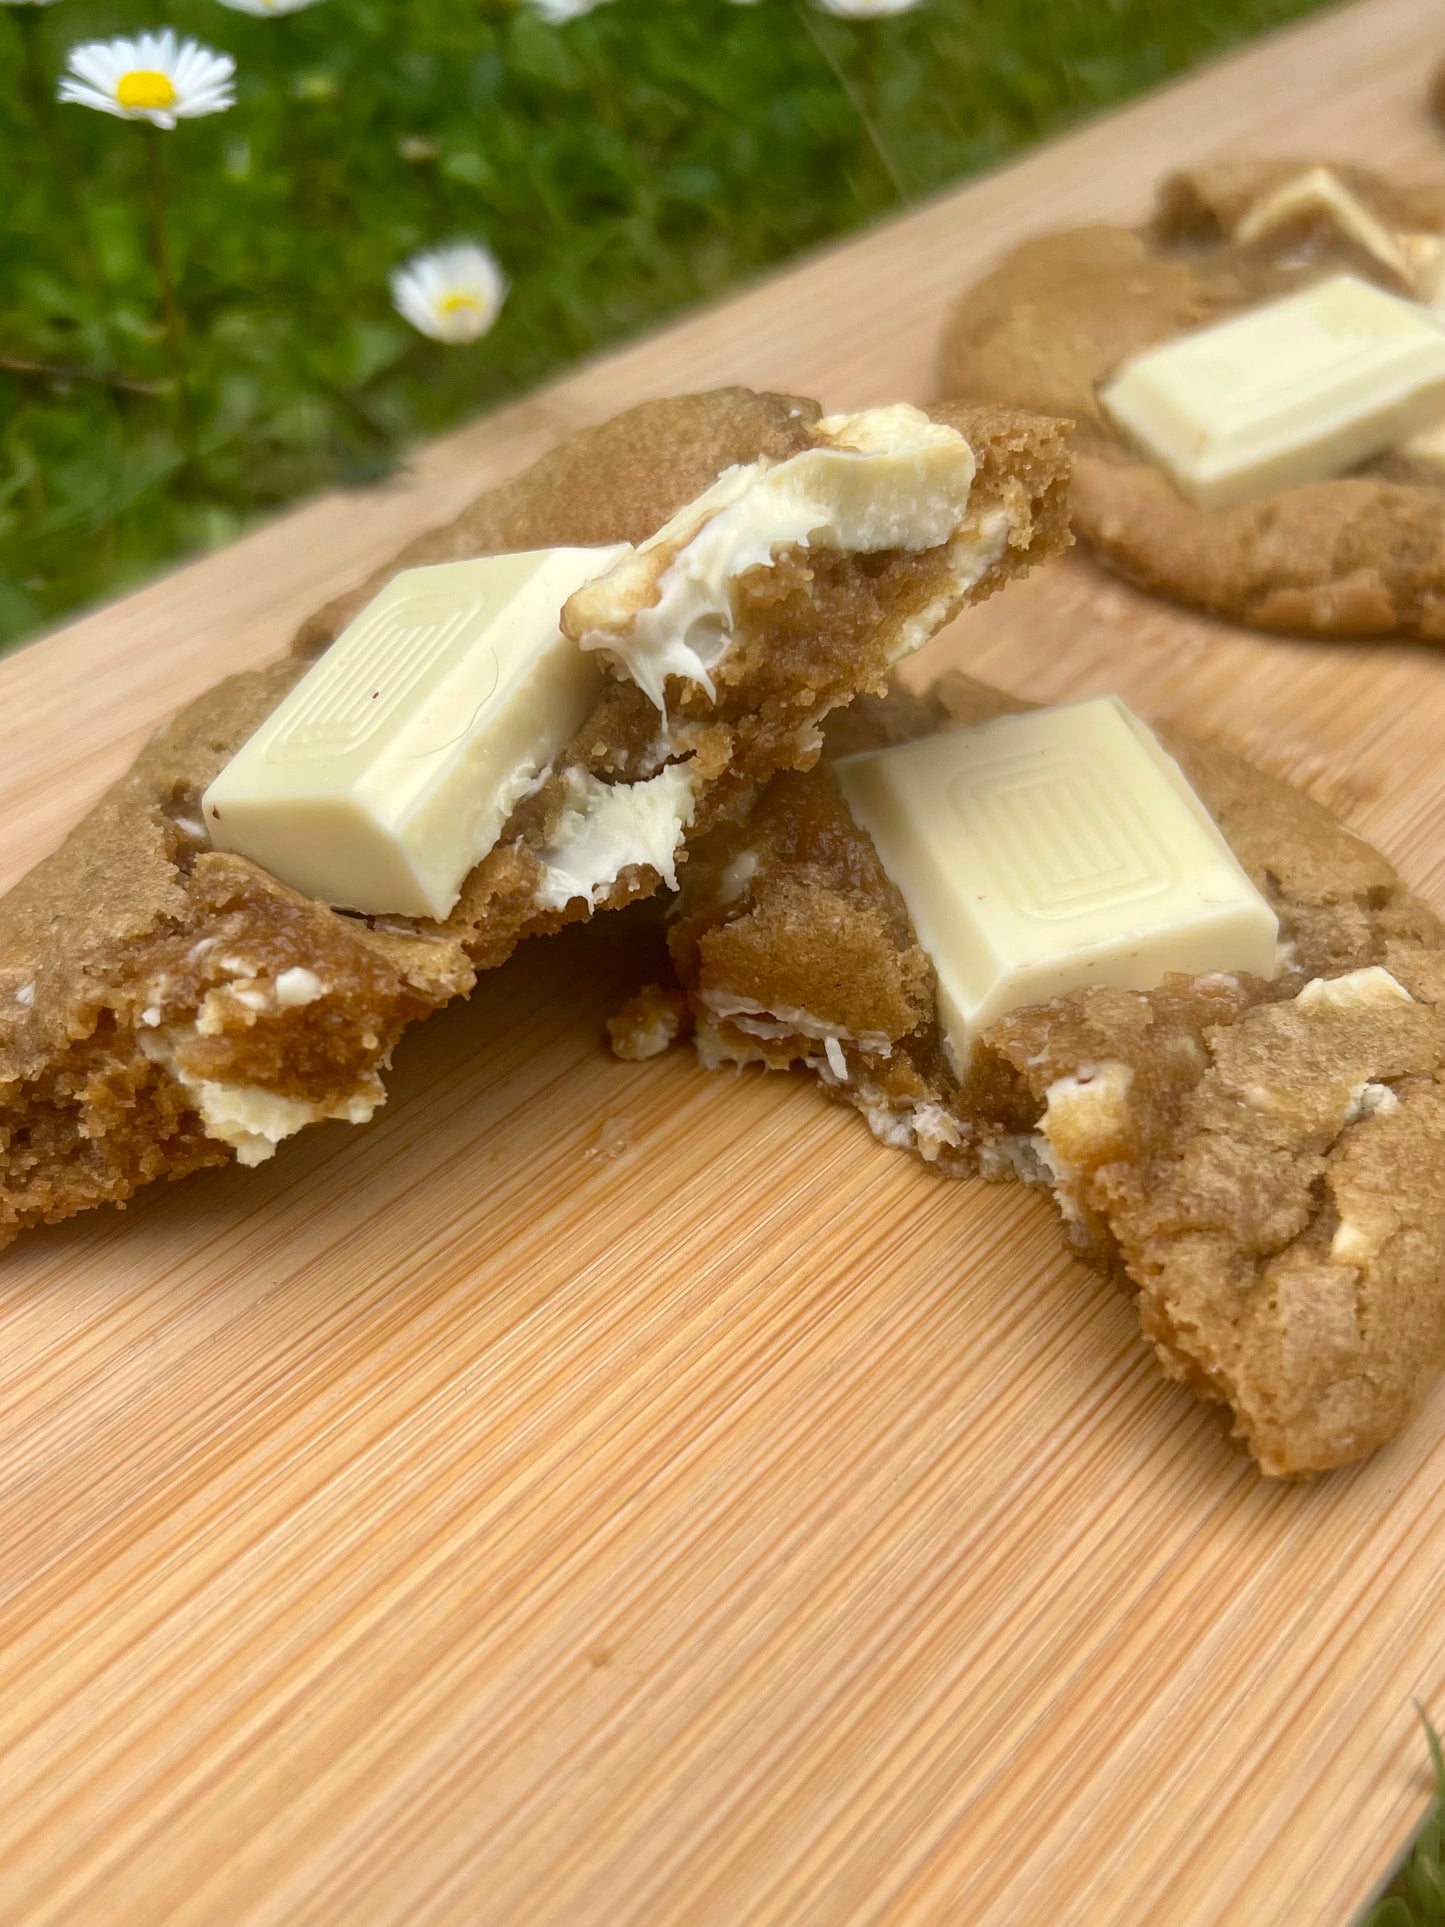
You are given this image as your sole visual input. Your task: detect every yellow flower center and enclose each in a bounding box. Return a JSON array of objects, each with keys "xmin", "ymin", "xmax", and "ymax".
[
  {"xmin": 116, "ymin": 70, "xmax": 178, "ymax": 112},
  {"xmin": 438, "ymin": 293, "xmax": 483, "ymax": 316}
]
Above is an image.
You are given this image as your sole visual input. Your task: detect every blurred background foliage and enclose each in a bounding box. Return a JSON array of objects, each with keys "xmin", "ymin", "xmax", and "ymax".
[
  {"xmin": 3, "ymin": 0, "xmax": 1333, "ymax": 649},
  {"xmin": 1364, "ymin": 1720, "xmax": 1445, "ymax": 1927}
]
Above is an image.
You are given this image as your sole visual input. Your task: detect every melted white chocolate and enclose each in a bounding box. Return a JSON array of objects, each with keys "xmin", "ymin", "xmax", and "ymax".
[{"xmin": 561, "ymin": 404, "xmax": 996, "ymax": 711}]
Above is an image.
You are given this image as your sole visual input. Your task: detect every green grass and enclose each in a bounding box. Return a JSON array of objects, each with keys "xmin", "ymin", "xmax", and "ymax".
[
  {"xmin": 1364, "ymin": 1721, "xmax": 1445, "ymax": 1927},
  {"xmin": 1, "ymin": 0, "xmax": 1335, "ymax": 649}
]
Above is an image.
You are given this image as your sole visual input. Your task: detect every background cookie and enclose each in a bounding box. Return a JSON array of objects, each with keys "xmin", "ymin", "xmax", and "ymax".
[{"xmin": 940, "ymin": 160, "xmax": 1445, "ymax": 640}]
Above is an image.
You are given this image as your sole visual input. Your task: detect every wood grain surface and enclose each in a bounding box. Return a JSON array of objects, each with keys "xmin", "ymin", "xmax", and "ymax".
[{"xmin": 4, "ymin": 2, "xmax": 1445, "ymax": 1920}]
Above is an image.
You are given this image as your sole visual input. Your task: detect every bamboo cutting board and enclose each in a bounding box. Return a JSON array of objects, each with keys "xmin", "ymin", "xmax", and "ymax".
[{"xmin": 4, "ymin": 3, "xmax": 1445, "ymax": 1919}]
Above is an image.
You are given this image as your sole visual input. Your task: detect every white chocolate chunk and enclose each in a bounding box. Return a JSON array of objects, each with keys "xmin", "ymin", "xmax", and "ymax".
[
  {"xmin": 698, "ymin": 990, "xmax": 894, "ymax": 1058},
  {"xmin": 203, "ymin": 545, "xmax": 632, "ymax": 919},
  {"xmin": 833, "ymin": 698, "xmax": 1278, "ymax": 1073},
  {"xmin": 1330, "ymin": 1219, "xmax": 1379, "ymax": 1266},
  {"xmin": 274, "ymin": 966, "xmax": 326, "ymax": 1008},
  {"xmin": 1233, "ymin": 163, "xmax": 1445, "ymax": 311},
  {"xmin": 1295, "ymin": 967, "xmax": 1413, "ymax": 1012},
  {"xmin": 138, "ymin": 1029, "xmax": 383, "ymax": 1165},
  {"xmin": 1100, "ymin": 275, "xmax": 1445, "ymax": 510},
  {"xmin": 1343, "ymin": 1080, "xmax": 1399, "ymax": 1126},
  {"xmin": 1330, "ymin": 1198, "xmax": 1399, "ymax": 1268},
  {"xmin": 1235, "ymin": 167, "xmax": 1429, "ymax": 293},
  {"xmin": 532, "ymin": 763, "xmax": 696, "ymax": 913},
  {"xmin": 189, "ymin": 1081, "xmax": 382, "ymax": 1167},
  {"xmin": 1041, "ymin": 1061, "xmax": 1135, "ymax": 1173},
  {"xmin": 1396, "ymin": 414, "xmax": 1445, "ymax": 475},
  {"xmin": 561, "ymin": 404, "xmax": 987, "ymax": 712},
  {"xmin": 1044, "ymin": 1062, "xmax": 1134, "ymax": 1128}
]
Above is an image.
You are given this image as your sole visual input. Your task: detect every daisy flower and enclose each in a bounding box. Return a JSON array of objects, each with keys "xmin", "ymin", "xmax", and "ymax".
[
  {"xmin": 390, "ymin": 243, "xmax": 508, "ymax": 346},
  {"xmin": 215, "ymin": 0, "xmax": 325, "ymax": 14},
  {"xmin": 58, "ymin": 30, "xmax": 235, "ymax": 128},
  {"xmin": 814, "ymin": 0, "xmax": 920, "ymax": 13},
  {"xmin": 525, "ymin": 0, "xmax": 614, "ymax": 23}
]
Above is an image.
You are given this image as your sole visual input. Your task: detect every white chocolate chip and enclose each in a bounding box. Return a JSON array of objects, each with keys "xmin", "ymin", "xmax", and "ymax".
[
  {"xmin": 1044, "ymin": 1063, "xmax": 1135, "ymax": 1138},
  {"xmin": 533, "ymin": 765, "xmax": 696, "ymax": 913},
  {"xmin": 1397, "ymin": 416, "xmax": 1445, "ymax": 476},
  {"xmin": 718, "ymin": 848, "xmax": 760, "ymax": 903},
  {"xmin": 911, "ymin": 1101, "xmax": 965, "ymax": 1163},
  {"xmin": 1329, "ymin": 1195, "xmax": 1400, "ymax": 1268},
  {"xmin": 1245, "ymin": 1082, "xmax": 1285, "ymax": 1113},
  {"xmin": 1296, "ymin": 967, "xmax": 1414, "ymax": 1011},
  {"xmin": 139, "ymin": 1028, "xmax": 384, "ymax": 1164},
  {"xmin": 1330, "ymin": 1219, "xmax": 1379, "ymax": 1266},
  {"xmin": 1343, "ymin": 1080, "xmax": 1399, "ymax": 1125},
  {"xmin": 274, "ymin": 966, "xmax": 326, "ymax": 1008}
]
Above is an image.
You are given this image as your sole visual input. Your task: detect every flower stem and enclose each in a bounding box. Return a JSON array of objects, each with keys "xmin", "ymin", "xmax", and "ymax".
[
  {"xmin": 0, "ymin": 354, "xmax": 159, "ymax": 396},
  {"xmin": 143, "ymin": 124, "xmax": 197, "ymax": 462},
  {"xmin": 14, "ymin": 7, "xmax": 113, "ymax": 338},
  {"xmin": 794, "ymin": 3, "xmax": 910, "ymax": 206}
]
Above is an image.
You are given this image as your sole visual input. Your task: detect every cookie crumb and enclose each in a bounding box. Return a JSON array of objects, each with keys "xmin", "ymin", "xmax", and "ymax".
[
  {"xmin": 584, "ymin": 1115, "xmax": 636, "ymax": 1163},
  {"xmin": 607, "ymin": 984, "xmax": 690, "ymax": 1061}
]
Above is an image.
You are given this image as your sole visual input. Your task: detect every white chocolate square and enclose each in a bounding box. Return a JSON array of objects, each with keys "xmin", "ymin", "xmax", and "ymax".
[
  {"xmin": 203, "ymin": 545, "xmax": 631, "ymax": 919},
  {"xmin": 1100, "ymin": 274, "xmax": 1445, "ymax": 510},
  {"xmin": 833, "ymin": 698, "xmax": 1278, "ymax": 1072}
]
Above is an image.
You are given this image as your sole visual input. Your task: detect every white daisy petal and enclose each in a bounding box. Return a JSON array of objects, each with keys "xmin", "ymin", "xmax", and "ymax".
[
  {"xmin": 814, "ymin": 0, "xmax": 920, "ymax": 13},
  {"xmin": 57, "ymin": 84, "xmax": 120, "ymax": 119},
  {"xmin": 524, "ymin": 0, "xmax": 613, "ymax": 21},
  {"xmin": 57, "ymin": 30, "xmax": 235, "ymax": 127},
  {"xmin": 389, "ymin": 242, "xmax": 508, "ymax": 345},
  {"xmin": 67, "ymin": 44, "xmax": 123, "ymax": 89},
  {"xmin": 216, "ymin": 0, "xmax": 326, "ymax": 14}
]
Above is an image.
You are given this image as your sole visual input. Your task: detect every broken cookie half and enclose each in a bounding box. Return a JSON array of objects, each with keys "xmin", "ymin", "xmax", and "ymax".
[
  {"xmin": 0, "ymin": 389, "xmax": 1069, "ymax": 1244},
  {"xmin": 646, "ymin": 673, "xmax": 1445, "ymax": 1475}
]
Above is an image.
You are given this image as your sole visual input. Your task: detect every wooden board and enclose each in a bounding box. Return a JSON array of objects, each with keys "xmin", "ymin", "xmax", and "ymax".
[{"xmin": 3, "ymin": 2, "xmax": 1445, "ymax": 1918}]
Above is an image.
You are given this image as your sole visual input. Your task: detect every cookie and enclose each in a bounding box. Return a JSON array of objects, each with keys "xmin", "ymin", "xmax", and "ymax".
[
  {"xmin": 645, "ymin": 674, "xmax": 1445, "ymax": 1474},
  {"xmin": 939, "ymin": 161, "xmax": 1445, "ymax": 640},
  {"xmin": 0, "ymin": 390, "xmax": 1069, "ymax": 1245}
]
